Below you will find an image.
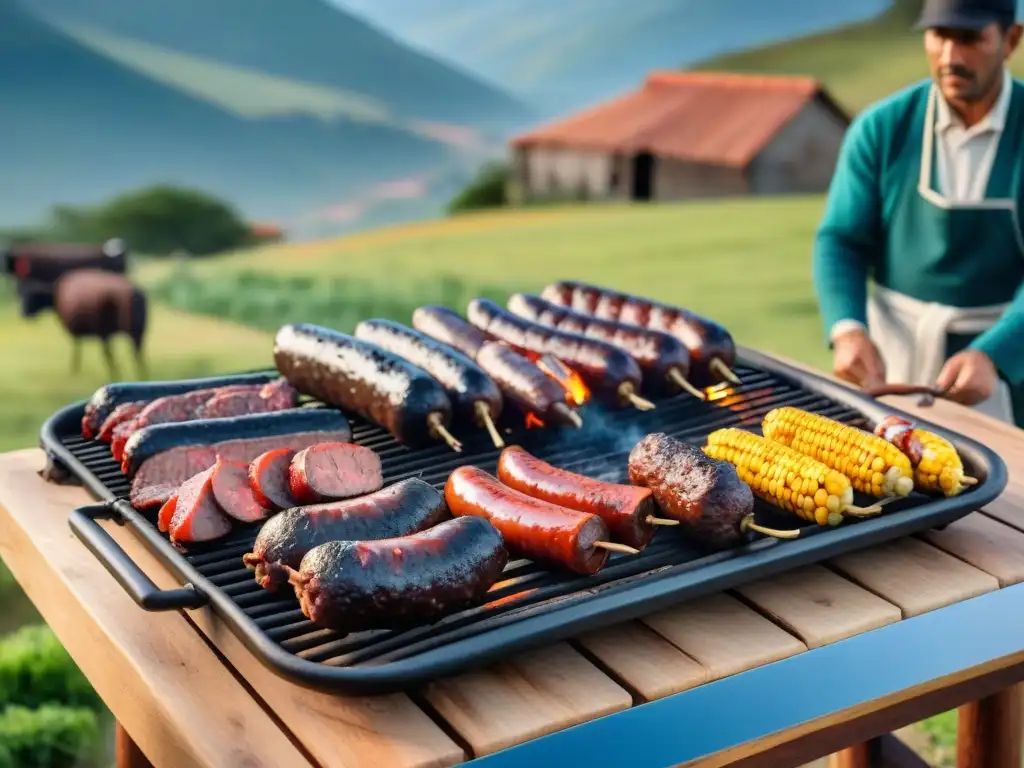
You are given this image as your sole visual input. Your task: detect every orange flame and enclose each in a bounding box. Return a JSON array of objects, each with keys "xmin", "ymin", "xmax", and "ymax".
[
  {"xmin": 525, "ymin": 413, "xmax": 546, "ymax": 429},
  {"xmin": 537, "ymin": 355, "xmax": 590, "ymax": 406},
  {"xmin": 705, "ymin": 383, "xmax": 735, "ymax": 403}
]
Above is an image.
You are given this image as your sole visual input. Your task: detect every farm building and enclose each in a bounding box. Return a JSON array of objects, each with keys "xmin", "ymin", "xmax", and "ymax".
[{"xmin": 508, "ymin": 71, "xmax": 851, "ymax": 203}]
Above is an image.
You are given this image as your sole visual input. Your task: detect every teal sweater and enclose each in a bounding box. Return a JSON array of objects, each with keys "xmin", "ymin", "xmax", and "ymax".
[{"xmin": 812, "ymin": 78, "xmax": 1024, "ymax": 386}]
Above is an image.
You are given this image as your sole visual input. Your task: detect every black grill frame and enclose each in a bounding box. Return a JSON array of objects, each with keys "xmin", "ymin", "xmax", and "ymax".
[{"xmin": 47, "ymin": 348, "xmax": 1007, "ymax": 695}]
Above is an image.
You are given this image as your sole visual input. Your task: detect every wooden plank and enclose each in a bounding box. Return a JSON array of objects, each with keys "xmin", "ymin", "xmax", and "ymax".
[
  {"xmin": 641, "ymin": 592, "xmax": 807, "ymax": 681},
  {"xmin": 923, "ymin": 514, "xmax": 1024, "ymax": 587},
  {"xmin": 88, "ymin": 464, "xmax": 466, "ymax": 768},
  {"xmin": 736, "ymin": 565, "xmax": 903, "ymax": 649},
  {"xmin": 0, "ymin": 450, "xmax": 311, "ymax": 768},
  {"xmin": 574, "ymin": 621, "xmax": 708, "ymax": 701},
  {"xmin": 420, "ymin": 642, "xmax": 632, "ymax": 757},
  {"xmin": 830, "ymin": 538, "xmax": 1000, "ymax": 618}
]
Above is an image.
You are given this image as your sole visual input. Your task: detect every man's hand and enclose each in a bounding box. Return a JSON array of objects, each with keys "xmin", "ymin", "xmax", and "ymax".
[
  {"xmin": 832, "ymin": 328, "xmax": 886, "ymax": 390},
  {"xmin": 936, "ymin": 349, "xmax": 998, "ymax": 406}
]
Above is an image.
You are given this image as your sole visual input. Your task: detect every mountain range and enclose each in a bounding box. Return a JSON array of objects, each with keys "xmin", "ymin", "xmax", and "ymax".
[
  {"xmin": 4, "ymin": 0, "xmax": 910, "ymax": 237},
  {"xmin": 336, "ymin": 0, "xmax": 893, "ymax": 113},
  {"xmin": 1, "ymin": 0, "xmax": 531, "ymax": 234}
]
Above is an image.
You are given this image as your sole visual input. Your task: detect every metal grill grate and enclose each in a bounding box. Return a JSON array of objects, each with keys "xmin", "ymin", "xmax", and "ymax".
[
  {"xmin": 48, "ymin": 353, "xmax": 1004, "ymax": 693},
  {"xmin": 54, "ymin": 366, "xmax": 866, "ymax": 665}
]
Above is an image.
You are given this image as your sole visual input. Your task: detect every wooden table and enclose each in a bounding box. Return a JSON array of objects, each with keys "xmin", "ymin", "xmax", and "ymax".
[{"xmin": 2, "ymin": 392, "xmax": 1024, "ymax": 767}]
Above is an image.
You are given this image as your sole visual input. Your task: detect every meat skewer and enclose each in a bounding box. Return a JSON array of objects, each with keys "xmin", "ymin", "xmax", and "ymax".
[
  {"xmin": 477, "ymin": 342, "xmax": 582, "ymax": 428},
  {"xmin": 541, "ymin": 280, "xmax": 741, "ymax": 387},
  {"xmin": 703, "ymin": 428, "xmax": 881, "ymax": 526},
  {"xmin": 627, "ymin": 432, "xmax": 798, "ymax": 550},
  {"xmin": 466, "ymin": 298, "xmax": 654, "ymax": 411},
  {"xmin": 874, "ymin": 415, "xmax": 978, "ymax": 496},
  {"xmin": 286, "ymin": 516, "xmax": 508, "ymax": 633},
  {"xmin": 412, "ymin": 305, "xmax": 491, "ymax": 360},
  {"xmin": 445, "ymin": 465, "xmax": 638, "ymax": 575},
  {"xmin": 496, "ymin": 445, "xmax": 678, "ymax": 550},
  {"xmin": 243, "ymin": 477, "xmax": 449, "ymax": 591},
  {"xmin": 412, "ymin": 305, "xmax": 582, "ymax": 428},
  {"xmin": 506, "ymin": 292, "xmax": 705, "ymax": 400},
  {"xmin": 274, "ymin": 323, "xmax": 463, "ymax": 451},
  {"xmin": 355, "ymin": 318, "xmax": 506, "ymax": 448}
]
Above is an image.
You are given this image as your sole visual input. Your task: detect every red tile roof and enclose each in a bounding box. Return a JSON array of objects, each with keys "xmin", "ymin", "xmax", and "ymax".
[{"xmin": 510, "ymin": 71, "xmax": 850, "ymax": 167}]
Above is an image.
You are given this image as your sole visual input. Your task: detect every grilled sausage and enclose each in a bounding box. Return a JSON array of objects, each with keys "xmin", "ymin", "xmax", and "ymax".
[
  {"xmin": 209, "ymin": 457, "xmax": 272, "ymax": 523},
  {"xmin": 497, "ymin": 445, "xmax": 659, "ymax": 550},
  {"xmin": 445, "ymin": 465, "xmax": 611, "ymax": 575},
  {"xmin": 242, "ymin": 477, "xmax": 449, "ymax": 591},
  {"xmin": 274, "ymin": 323, "xmax": 459, "ymax": 450},
  {"xmin": 467, "ymin": 298, "xmax": 645, "ymax": 408},
  {"xmin": 97, "ymin": 401, "xmax": 146, "ymax": 443},
  {"xmin": 288, "ymin": 516, "xmax": 508, "ymax": 633},
  {"xmin": 476, "ymin": 342, "xmax": 582, "ymax": 428},
  {"xmin": 248, "ymin": 449, "xmax": 297, "ymax": 511},
  {"xmin": 507, "ymin": 292, "xmax": 703, "ymax": 399},
  {"xmin": 81, "ymin": 371, "xmax": 279, "ymax": 438},
  {"xmin": 354, "ymin": 318, "xmax": 504, "ymax": 435},
  {"xmin": 288, "ymin": 442, "xmax": 383, "ymax": 504},
  {"xmin": 412, "ymin": 305, "xmax": 491, "ymax": 359},
  {"xmin": 874, "ymin": 416, "xmax": 924, "ymax": 464},
  {"xmin": 542, "ymin": 280, "xmax": 739, "ymax": 386},
  {"xmin": 121, "ymin": 407, "xmax": 351, "ymax": 478},
  {"xmin": 628, "ymin": 432, "xmax": 755, "ymax": 551},
  {"xmin": 168, "ymin": 465, "xmax": 232, "ymax": 544}
]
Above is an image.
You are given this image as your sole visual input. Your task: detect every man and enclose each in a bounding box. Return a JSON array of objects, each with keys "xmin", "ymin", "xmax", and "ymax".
[{"xmin": 813, "ymin": 0, "xmax": 1024, "ymax": 426}]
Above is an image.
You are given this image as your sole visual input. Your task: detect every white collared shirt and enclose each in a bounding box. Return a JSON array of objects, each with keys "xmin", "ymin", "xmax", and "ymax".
[{"xmin": 828, "ymin": 69, "xmax": 1012, "ymax": 342}]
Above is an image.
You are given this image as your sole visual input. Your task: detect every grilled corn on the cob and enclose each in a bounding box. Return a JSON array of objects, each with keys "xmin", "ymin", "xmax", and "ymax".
[
  {"xmin": 762, "ymin": 407, "xmax": 915, "ymax": 498},
  {"xmin": 703, "ymin": 428, "xmax": 880, "ymax": 526},
  {"xmin": 875, "ymin": 415, "xmax": 977, "ymax": 496}
]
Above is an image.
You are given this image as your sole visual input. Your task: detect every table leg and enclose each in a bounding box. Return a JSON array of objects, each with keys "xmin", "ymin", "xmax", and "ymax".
[
  {"xmin": 115, "ymin": 722, "xmax": 153, "ymax": 768},
  {"xmin": 956, "ymin": 684, "xmax": 1024, "ymax": 768},
  {"xmin": 827, "ymin": 735, "xmax": 929, "ymax": 768}
]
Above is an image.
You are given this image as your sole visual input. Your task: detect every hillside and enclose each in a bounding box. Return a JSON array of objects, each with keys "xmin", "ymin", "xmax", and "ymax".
[
  {"xmin": 0, "ymin": 0, "xmax": 463, "ymax": 229},
  {"xmin": 336, "ymin": 0, "xmax": 890, "ymax": 113},
  {"xmin": 31, "ymin": 0, "xmax": 531, "ymax": 130},
  {"xmin": 695, "ymin": 0, "xmax": 1024, "ymax": 113}
]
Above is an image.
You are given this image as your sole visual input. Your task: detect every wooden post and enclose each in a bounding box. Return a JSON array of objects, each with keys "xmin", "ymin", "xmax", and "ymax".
[
  {"xmin": 957, "ymin": 684, "xmax": 1024, "ymax": 768},
  {"xmin": 829, "ymin": 742, "xmax": 873, "ymax": 768},
  {"xmin": 115, "ymin": 722, "xmax": 153, "ymax": 768}
]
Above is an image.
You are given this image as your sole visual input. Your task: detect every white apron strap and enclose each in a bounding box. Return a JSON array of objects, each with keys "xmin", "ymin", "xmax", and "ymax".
[{"xmin": 867, "ymin": 286, "xmax": 1015, "ymax": 423}]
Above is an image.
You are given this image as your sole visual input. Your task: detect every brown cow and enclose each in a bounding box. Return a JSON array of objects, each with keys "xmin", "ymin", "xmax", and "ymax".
[
  {"xmin": 18, "ymin": 269, "xmax": 147, "ymax": 379},
  {"xmin": 3, "ymin": 239, "xmax": 128, "ymax": 285}
]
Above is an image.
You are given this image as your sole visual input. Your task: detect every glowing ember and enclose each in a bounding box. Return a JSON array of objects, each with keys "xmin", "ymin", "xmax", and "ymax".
[
  {"xmin": 537, "ymin": 355, "xmax": 590, "ymax": 406},
  {"xmin": 525, "ymin": 413, "xmax": 546, "ymax": 429},
  {"xmin": 705, "ymin": 383, "xmax": 734, "ymax": 402}
]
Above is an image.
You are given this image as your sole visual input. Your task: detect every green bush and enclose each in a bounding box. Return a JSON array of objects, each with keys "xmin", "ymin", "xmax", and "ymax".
[
  {"xmin": 447, "ymin": 162, "xmax": 509, "ymax": 214},
  {"xmin": 0, "ymin": 705, "xmax": 100, "ymax": 768},
  {"xmin": 0, "ymin": 626, "xmax": 100, "ymax": 711},
  {"xmin": 46, "ymin": 185, "xmax": 252, "ymax": 257},
  {"xmin": 151, "ymin": 267, "xmax": 515, "ymax": 333}
]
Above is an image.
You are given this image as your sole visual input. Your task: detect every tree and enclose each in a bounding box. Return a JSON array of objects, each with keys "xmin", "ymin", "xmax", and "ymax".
[
  {"xmin": 447, "ymin": 162, "xmax": 509, "ymax": 214},
  {"xmin": 45, "ymin": 185, "xmax": 252, "ymax": 257}
]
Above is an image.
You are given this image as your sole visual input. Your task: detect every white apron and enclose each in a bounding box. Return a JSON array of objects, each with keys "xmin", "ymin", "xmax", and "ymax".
[{"xmin": 867, "ymin": 85, "xmax": 1022, "ymax": 425}]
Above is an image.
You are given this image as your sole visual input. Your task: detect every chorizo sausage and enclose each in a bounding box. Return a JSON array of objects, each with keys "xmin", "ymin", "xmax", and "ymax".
[
  {"xmin": 542, "ymin": 280, "xmax": 739, "ymax": 386},
  {"xmin": 288, "ymin": 516, "xmax": 508, "ymax": 633},
  {"xmin": 476, "ymin": 342, "xmax": 582, "ymax": 428},
  {"xmin": 467, "ymin": 298, "xmax": 648, "ymax": 410},
  {"xmin": 273, "ymin": 323, "xmax": 461, "ymax": 451},
  {"xmin": 507, "ymin": 293, "xmax": 703, "ymax": 399},
  {"xmin": 445, "ymin": 465, "xmax": 613, "ymax": 575},
  {"xmin": 496, "ymin": 445, "xmax": 662, "ymax": 549}
]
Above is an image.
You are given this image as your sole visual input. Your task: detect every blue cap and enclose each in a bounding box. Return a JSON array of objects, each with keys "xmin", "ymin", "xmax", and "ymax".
[{"xmin": 915, "ymin": 0, "xmax": 1018, "ymax": 29}]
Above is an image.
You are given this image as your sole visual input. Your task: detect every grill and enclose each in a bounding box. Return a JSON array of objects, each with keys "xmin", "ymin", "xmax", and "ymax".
[{"xmin": 47, "ymin": 348, "xmax": 1007, "ymax": 695}]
